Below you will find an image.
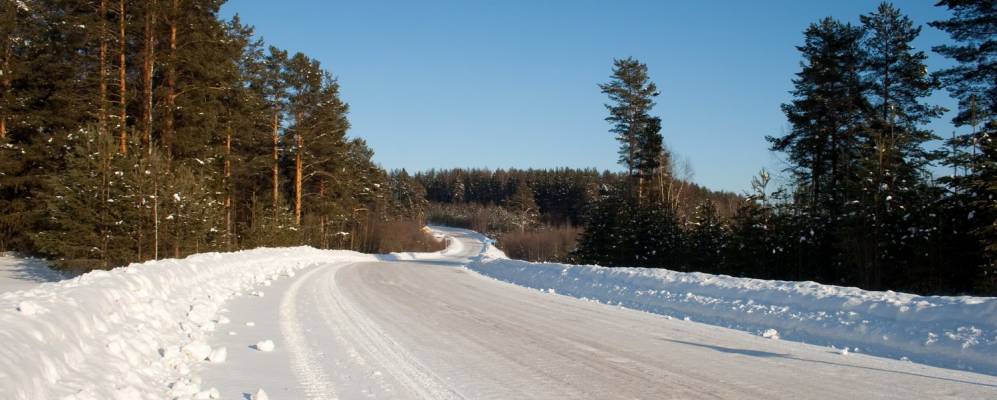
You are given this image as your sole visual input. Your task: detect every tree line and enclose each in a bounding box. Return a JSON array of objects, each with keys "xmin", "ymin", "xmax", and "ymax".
[
  {"xmin": 0, "ymin": 0, "xmax": 432, "ymax": 271},
  {"xmin": 572, "ymin": 1, "xmax": 995, "ymax": 295},
  {"xmin": 417, "ymin": 168, "xmax": 740, "ymax": 226}
]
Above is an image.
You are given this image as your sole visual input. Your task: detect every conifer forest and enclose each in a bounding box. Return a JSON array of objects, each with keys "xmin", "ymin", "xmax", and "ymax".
[{"xmin": 1, "ymin": 0, "xmax": 994, "ymax": 296}]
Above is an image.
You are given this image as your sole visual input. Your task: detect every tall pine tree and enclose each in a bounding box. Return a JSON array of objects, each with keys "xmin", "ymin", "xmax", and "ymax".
[{"xmin": 931, "ymin": 0, "xmax": 997, "ymax": 293}]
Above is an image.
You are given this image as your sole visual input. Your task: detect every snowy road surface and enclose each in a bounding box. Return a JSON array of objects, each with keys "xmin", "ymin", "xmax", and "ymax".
[{"xmin": 200, "ymin": 229, "xmax": 997, "ymax": 399}]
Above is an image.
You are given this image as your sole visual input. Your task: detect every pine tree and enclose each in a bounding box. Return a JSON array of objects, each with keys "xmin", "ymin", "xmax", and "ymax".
[
  {"xmin": 849, "ymin": 2, "xmax": 944, "ymax": 289},
  {"xmin": 931, "ymin": 0, "xmax": 997, "ymax": 293},
  {"xmin": 599, "ymin": 58, "xmax": 660, "ymax": 199},
  {"xmin": 769, "ymin": 17, "xmax": 869, "ymax": 217},
  {"xmin": 256, "ymin": 46, "xmax": 289, "ymax": 208},
  {"xmin": 768, "ymin": 17, "xmax": 869, "ymax": 280}
]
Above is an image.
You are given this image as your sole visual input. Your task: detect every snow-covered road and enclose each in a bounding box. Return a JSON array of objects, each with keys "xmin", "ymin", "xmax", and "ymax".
[{"xmin": 199, "ymin": 229, "xmax": 997, "ymax": 399}]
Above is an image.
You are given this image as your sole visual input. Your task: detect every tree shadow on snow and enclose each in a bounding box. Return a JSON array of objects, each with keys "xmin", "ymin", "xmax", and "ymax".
[
  {"xmin": 661, "ymin": 338, "xmax": 997, "ymax": 388},
  {"xmin": 663, "ymin": 339, "xmax": 788, "ymax": 358},
  {"xmin": 374, "ymin": 256, "xmax": 468, "ymax": 268}
]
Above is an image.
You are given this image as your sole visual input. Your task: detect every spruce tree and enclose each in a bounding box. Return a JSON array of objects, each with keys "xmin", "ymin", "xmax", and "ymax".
[
  {"xmin": 571, "ymin": 184, "xmax": 630, "ymax": 266},
  {"xmin": 686, "ymin": 200, "xmax": 728, "ymax": 274},
  {"xmin": 931, "ymin": 0, "xmax": 997, "ymax": 293}
]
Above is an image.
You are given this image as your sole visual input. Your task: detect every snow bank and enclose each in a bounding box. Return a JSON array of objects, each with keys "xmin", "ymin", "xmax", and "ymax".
[
  {"xmin": 458, "ymin": 232, "xmax": 997, "ymax": 375},
  {"xmin": 0, "ymin": 247, "xmax": 375, "ymax": 400}
]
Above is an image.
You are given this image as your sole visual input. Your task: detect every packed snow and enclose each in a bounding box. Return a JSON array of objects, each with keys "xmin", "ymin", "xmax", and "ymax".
[
  {"xmin": 456, "ymin": 227, "xmax": 997, "ymax": 375},
  {"xmin": 0, "ymin": 247, "xmax": 375, "ymax": 400},
  {"xmin": 2, "ymin": 227, "xmax": 995, "ymax": 399}
]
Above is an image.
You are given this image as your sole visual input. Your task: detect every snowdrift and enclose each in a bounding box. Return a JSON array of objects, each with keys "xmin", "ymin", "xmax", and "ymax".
[
  {"xmin": 0, "ymin": 247, "xmax": 376, "ymax": 400},
  {"xmin": 462, "ymin": 234, "xmax": 997, "ymax": 375}
]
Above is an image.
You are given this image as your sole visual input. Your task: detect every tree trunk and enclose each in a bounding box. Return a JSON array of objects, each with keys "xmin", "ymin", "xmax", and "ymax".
[
  {"xmin": 117, "ymin": 0, "xmax": 127, "ymax": 153},
  {"xmin": 141, "ymin": 1, "xmax": 156, "ymax": 154},
  {"xmin": 98, "ymin": 0, "xmax": 108, "ymax": 138},
  {"xmin": 271, "ymin": 110, "xmax": 280, "ymax": 207},
  {"xmin": 294, "ymin": 126, "xmax": 303, "ymax": 225},
  {"xmin": 173, "ymin": 199, "xmax": 181, "ymax": 258},
  {"xmin": 319, "ymin": 179, "xmax": 326, "ymax": 248},
  {"xmin": 1, "ymin": 2, "xmax": 14, "ymax": 139},
  {"xmin": 153, "ymin": 166, "xmax": 160, "ymax": 260},
  {"xmin": 225, "ymin": 126, "xmax": 232, "ymax": 250},
  {"xmin": 163, "ymin": 0, "xmax": 177, "ymax": 154}
]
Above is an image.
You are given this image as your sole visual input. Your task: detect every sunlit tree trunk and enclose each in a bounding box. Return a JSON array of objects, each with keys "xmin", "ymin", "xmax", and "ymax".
[
  {"xmin": 271, "ymin": 111, "xmax": 280, "ymax": 207},
  {"xmin": 163, "ymin": 0, "xmax": 178, "ymax": 153},
  {"xmin": 225, "ymin": 126, "xmax": 232, "ymax": 250},
  {"xmin": 1, "ymin": 2, "xmax": 15, "ymax": 139},
  {"xmin": 117, "ymin": 0, "xmax": 127, "ymax": 153},
  {"xmin": 294, "ymin": 120, "xmax": 303, "ymax": 225},
  {"xmin": 141, "ymin": 1, "xmax": 156, "ymax": 154}
]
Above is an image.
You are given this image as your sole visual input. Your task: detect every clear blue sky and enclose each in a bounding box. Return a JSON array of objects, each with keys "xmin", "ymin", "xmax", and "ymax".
[{"xmin": 219, "ymin": 0, "xmax": 960, "ymax": 193}]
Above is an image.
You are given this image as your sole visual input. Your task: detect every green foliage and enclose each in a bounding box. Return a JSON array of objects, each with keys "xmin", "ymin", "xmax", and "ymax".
[
  {"xmin": 573, "ymin": 3, "xmax": 995, "ymax": 295},
  {"xmin": 31, "ymin": 129, "xmax": 135, "ymax": 271},
  {"xmin": 768, "ymin": 17, "xmax": 868, "ymax": 217},
  {"xmin": 599, "ymin": 58, "xmax": 661, "ymax": 180},
  {"xmin": 571, "ymin": 184, "xmax": 684, "ymax": 269},
  {"xmin": 0, "ymin": 0, "xmax": 417, "ymax": 271},
  {"xmin": 685, "ymin": 200, "xmax": 728, "ymax": 273},
  {"xmin": 931, "ymin": 0, "xmax": 997, "ymax": 293}
]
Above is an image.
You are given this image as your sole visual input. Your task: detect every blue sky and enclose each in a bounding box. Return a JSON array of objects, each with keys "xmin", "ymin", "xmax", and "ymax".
[{"xmin": 220, "ymin": 1, "xmax": 960, "ymax": 193}]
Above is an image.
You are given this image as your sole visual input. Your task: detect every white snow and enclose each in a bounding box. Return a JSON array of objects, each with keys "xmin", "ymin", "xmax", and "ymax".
[
  {"xmin": 449, "ymin": 227, "xmax": 997, "ymax": 375},
  {"xmin": 253, "ymin": 340, "xmax": 275, "ymax": 352},
  {"xmin": 182, "ymin": 341, "xmax": 213, "ymax": 361},
  {"xmin": 251, "ymin": 388, "xmax": 269, "ymax": 400},
  {"xmin": 0, "ymin": 252, "xmax": 66, "ymax": 293},
  {"xmin": 2, "ymin": 227, "xmax": 994, "ymax": 399},
  {"xmin": 0, "ymin": 247, "xmax": 375, "ymax": 400},
  {"xmin": 208, "ymin": 347, "xmax": 227, "ymax": 363}
]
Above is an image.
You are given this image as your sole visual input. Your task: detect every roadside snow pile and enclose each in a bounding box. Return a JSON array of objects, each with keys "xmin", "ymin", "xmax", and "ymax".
[
  {"xmin": 465, "ymin": 239, "xmax": 997, "ymax": 375},
  {"xmin": 0, "ymin": 247, "xmax": 375, "ymax": 400}
]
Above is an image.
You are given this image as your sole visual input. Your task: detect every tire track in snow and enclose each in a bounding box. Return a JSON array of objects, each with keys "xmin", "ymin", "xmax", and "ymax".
[
  {"xmin": 280, "ymin": 264, "xmax": 339, "ymax": 400},
  {"xmin": 316, "ymin": 264, "xmax": 465, "ymax": 400}
]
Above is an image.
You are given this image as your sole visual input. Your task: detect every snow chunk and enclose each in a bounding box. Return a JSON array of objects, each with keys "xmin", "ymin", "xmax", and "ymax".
[
  {"xmin": 253, "ymin": 340, "xmax": 275, "ymax": 352},
  {"xmin": 194, "ymin": 387, "xmax": 220, "ymax": 399},
  {"xmin": 207, "ymin": 347, "xmax": 227, "ymax": 363},
  {"xmin": 251, "ymin": 388, "xmax": 269, "ymax": 400},
  {"xmin": 182, "ymin": 342, "xmax": 212, "ymax": 361},
  {"xmin": 762, "ymin": 329, "xmax": 780, "ymax": 340},
  {"xmin": 15, "ymin": 300, "xmax": 42, "ymax": 315}
]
